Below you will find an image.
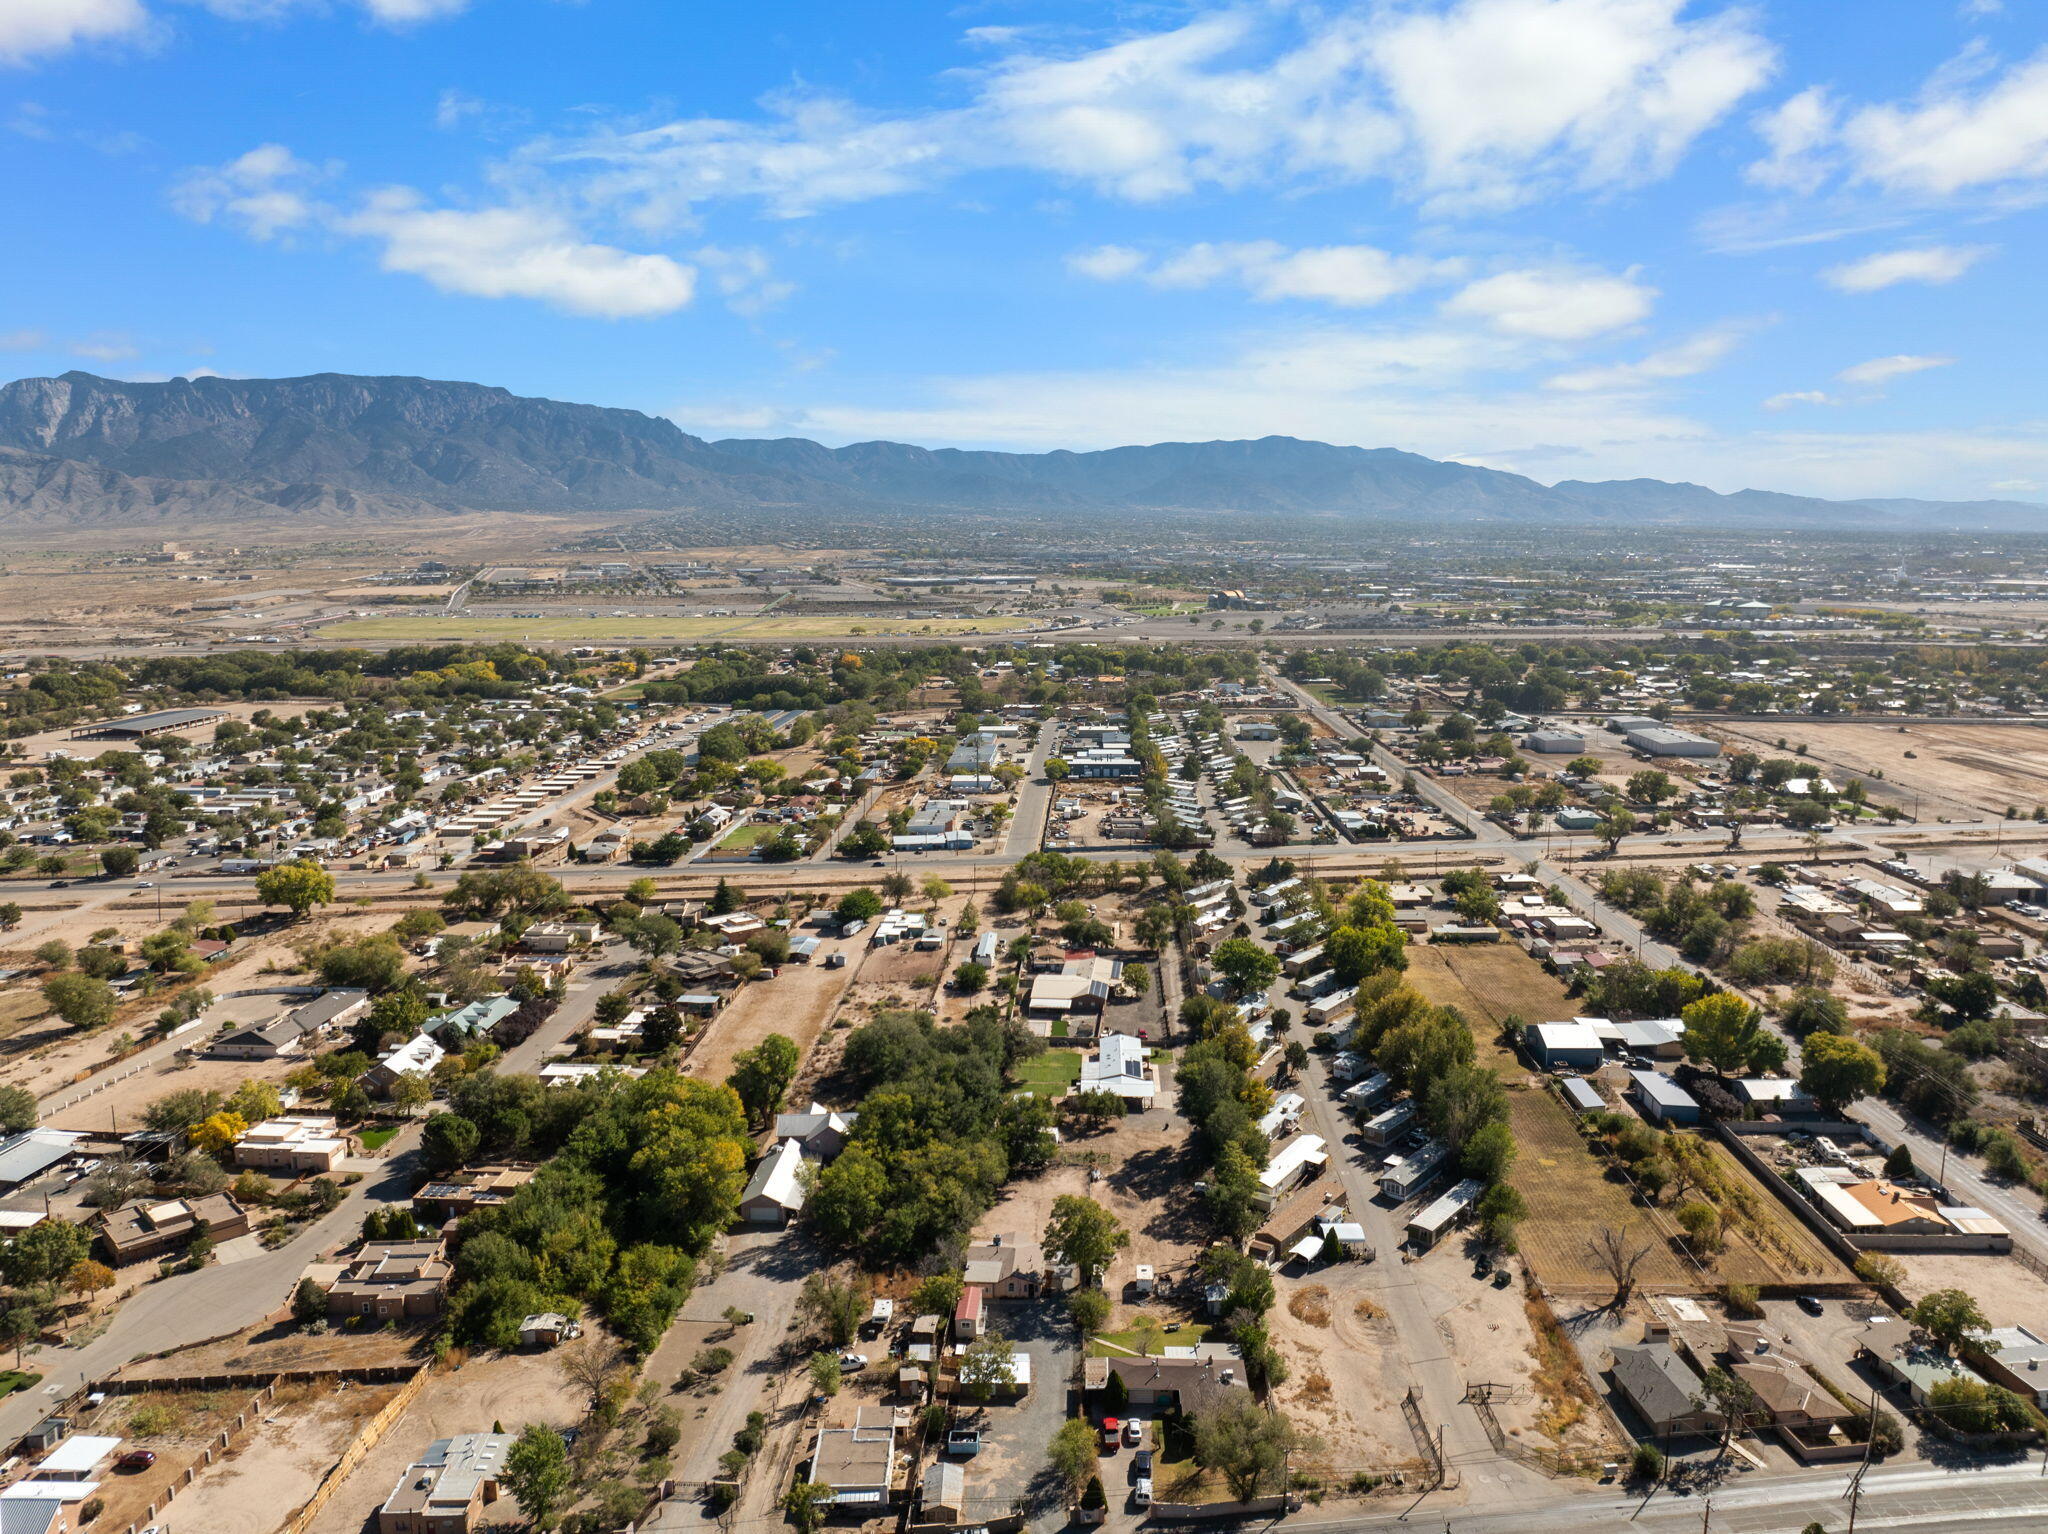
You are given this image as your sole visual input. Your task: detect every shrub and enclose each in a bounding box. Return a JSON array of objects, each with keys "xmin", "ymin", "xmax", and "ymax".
[
  {"xmin": 1630, "ymin": 1443, "xmax": 1666, "ymax": 1482},
  {"xmin": 691, "ymin": 1347, "xmax": 735, "ymax": 1375}
]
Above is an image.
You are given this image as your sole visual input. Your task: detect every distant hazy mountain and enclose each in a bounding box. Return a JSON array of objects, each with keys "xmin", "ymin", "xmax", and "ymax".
[{"xmin": 0, "ymin": 370, "xmax": 2039, "ymax": 531}]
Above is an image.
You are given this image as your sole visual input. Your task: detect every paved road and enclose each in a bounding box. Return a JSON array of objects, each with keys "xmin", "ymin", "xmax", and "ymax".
[{"xmin": 1289, "ymin": 1459, "xmax": 2048, "ymax": 1533}]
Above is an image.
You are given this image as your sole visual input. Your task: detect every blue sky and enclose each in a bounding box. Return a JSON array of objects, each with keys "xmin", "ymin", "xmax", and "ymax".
[{"xmin": 4, "ymin": 0, "xmax": 2047, "ymax": 502}]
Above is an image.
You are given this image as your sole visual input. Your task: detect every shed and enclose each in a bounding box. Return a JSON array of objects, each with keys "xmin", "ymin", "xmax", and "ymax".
[
  {"xmin": 1559, "ymin": 1077, "xmax": 1605, "ymax": 1114},
  {"xmin": 1629, "ymin": 1069, "xmax": 1700, "ymax": 1125},
  {"xmin": 1527, "ymin": 1021, "xmax": 1604, "ymax": 1071}
]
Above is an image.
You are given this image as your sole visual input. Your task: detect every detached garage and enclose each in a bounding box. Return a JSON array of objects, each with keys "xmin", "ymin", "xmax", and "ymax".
[{"xmin": 1526, "ymin": 1021, "xmax": 1604, "ymax": 1071}]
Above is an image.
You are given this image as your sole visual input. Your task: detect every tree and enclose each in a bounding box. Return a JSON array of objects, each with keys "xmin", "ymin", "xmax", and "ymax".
[
  {"xmin": 1043, "ymin": 1195, "xmax": 1128, "ymax": 1284},
  {"xmin": 953, "ymin": 961, "xmax": 990, "ymax": 994},
  {"xmin": 835, "ymin": 887, "xmax": 884, "ymax": 925},
  {"xmin": 727, "ymin": 1033, "xmax": 800, "ymax": 1126},
  {"xmin": 1067, "ymin": 1286, "xmax": 1111, "ymax": 1335},
  {"xmin": 1193, "ymin": 1396, "xmax": 1298, "ymax": 1502},
  {"xmin": 1477, "ymin": 1183, "xmax": 1527, "ymax": 1249},
  {"xmin": 420, "ymin": 1111, "xmax": 479, "ymax": 1173},
  {"xmin": 1799, "ymin": 1032, "xmax": 1885, "ymax": 1115},
  {"xmin": 1780, "ymin": 987, "xmax": 1849, "ymax": 1038},
  {"xmin": 1326, "ymin": 922, "xmax": 1406, "ymax": 984},
  {"xmin": 504, "ymin": 1424, "xmax": 572, "ymax": 1530},
  {"xmin": 785, "ymin": 1482, "xmax": 834, "ymax": 1534},
  {"xmin": 1912, "ymin": 1289, "xmax": 1995, "ymax": 1356},
  {"xmin": 292, "ymin": 1276, "xmax": 329, "ymax": 1326},
  {"xmin": 1692, "ymin": 1366, "xmax": 1758, "ymax": 1454},
  {"xmin": 1588, "ymin": 1228, "xmax": 1652, "ymax": 1306},
  {"xmin": 392, "ymin": 1072, "xmax": 434, "ymax": 1118},
  {"xmin": 1676, "ymin": 1202, "xmax": 1724, "ymax": 1256},
  {"xmin": 187, "ymin": 1111, "xmax": 248, "ymax": 1158},
  {"xmin": 1048, "ymin": 1418, "xmax": 1098, "ymax": 1494},
  {"xmin": 1210, "ymin": 937, "xmax": 1281, "ymax": 997},
  {"xmin": 808, "ymin": 1351, "xmax": 843, "ymax": 1397},
  {"xmin": 798, "ymin": 1272, "xmax": 866, "ymax": 1348},
  {"xmin": 41, "ymin": 973, "xmax": 115, "ymax": 1031},
  {"xmin": 1460, "ymin": 1120, "xmax": 1517, "ymax": 1184},
  {"xmin": 0, "ymin": 1303, "xmax": 42, "ymax": 1367},
  {"xmin": 708, "ymin": 877, "xmax": 744, "ymax": 916},
  {"xmin": 1627, "ymin": 769, "xmax": 1676, "ymax": 807},
  {"xmin": 1598, "ymin": 807, "xmax": 1637, "ymax": 852},
  {"xmin": 2, "ymin": 1219, "xmax": 88, "ymax": 1293},
  {"xmin": 254, "ymin": 860, "xmax": 335, "ymax": 919},
  {"xmin": 1680, "ymin": 992, "xmax": 1774, "ymax": 1078},
  {"xmin": 99, "ymin": 845, "xmax": 139, "ymax": 878},
  {"xmin": 958, "ymin": 1331, "xmax": 1019, "ymax": 1401},
  {"xmin": 0, "ymin": 1084, "xmax": 35, "ymax": 1135}
]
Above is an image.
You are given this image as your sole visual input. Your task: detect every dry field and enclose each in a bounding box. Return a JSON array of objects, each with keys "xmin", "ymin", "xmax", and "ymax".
[
  {"xmin": 1711, "ymin": 719, "xmax": 2048, "ymax": 820},
  {"xmin": 1889, "ymin": 1249, "xmax": 2048, "ymax": 1330},
  {"xmin": 1271, "ymin": 1265, "xmax": 1422, "ymax": 1472},
  {"xmin": 684, "ymin": 940, "xmax": 861, "ymax": 1083}
]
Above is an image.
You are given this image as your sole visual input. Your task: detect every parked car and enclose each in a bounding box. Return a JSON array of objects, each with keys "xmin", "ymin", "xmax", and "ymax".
[
  {"xmin": 1797, "ymin": 1295, "xmax": 1825, "ymax": 1316},
  {"xmin": 117, "ymin": 1450, "xmax": 157, "ymax": 1471},
  {"xmin": 1100, "ymin": 1418, "xmax": 1121, "ymax": 1449},
  {"xmin": 838, "ymin": 1352, "xmax": 869, "ymax": 1371},
  {"xmin": 1133, "ymin": 1477, "xmax": 1153, "ymax": 1507},
  {"xmin": 1132, "ymin": 1450, "xmax": 1153, "ymax": 1476},
  {"xmin": 1122, "ymin": 1418, "xmax": 1144, "ymax": 1447}
]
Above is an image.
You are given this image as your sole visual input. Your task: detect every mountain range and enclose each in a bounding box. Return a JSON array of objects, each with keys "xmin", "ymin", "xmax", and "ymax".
[{"xmin": 0, "ymin": 369, "xmax": 2040, "ymax": 532}]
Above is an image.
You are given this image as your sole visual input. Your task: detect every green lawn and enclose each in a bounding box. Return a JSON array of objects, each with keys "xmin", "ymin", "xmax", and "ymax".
[
  {"xmin": 1088, "ymin": 1321, "xmax": 1223, "ymax": 1358},
  {"xmin": 1011, "ymin": 1048, "xmax": 1082, "ymax": 1097},
  {"xmin": 717, "ymin": 823, "xmax": 773, "ymax": 850},
  {"xmin": 358, "ymin": 1126, "xmax": 401, "ymax": 1151},
  {"xmin": 0, "ymin": 1370, "xmax": 42, "ymax": 1399}
]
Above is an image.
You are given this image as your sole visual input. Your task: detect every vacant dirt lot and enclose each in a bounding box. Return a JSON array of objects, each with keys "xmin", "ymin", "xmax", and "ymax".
[
  {"xmin": 304, "ymin": 1351, "xmax": 587, "ymax": 1534},
  {"xmin": 686, "ymin": 943, "xmax": 859, "ymax": 1083},
  {"xmin": 158, "ymin": 1380, "xmax": 403, "ymax": 1534},
  {"xmin": 1271, "ymin": 1262, "xmax": 1420, "ymax": 1472},
  {"xmin": 1711, "ymin": 719, "xmax": 2048, "ymax": 820},
  {"xmin": 1890, "ymin": 1250, "xmax": 2048, "ymax": 1329}
]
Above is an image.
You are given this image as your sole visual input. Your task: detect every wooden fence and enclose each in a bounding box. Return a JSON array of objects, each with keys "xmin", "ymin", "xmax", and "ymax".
[{"xmin": 277, "ymin": 1363, "xmax": 432, "ymax": 1534}]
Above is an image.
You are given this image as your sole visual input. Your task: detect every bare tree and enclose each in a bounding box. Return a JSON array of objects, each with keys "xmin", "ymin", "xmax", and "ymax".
[
  {"xmin": 1587, "ymin": 1228, "xmax": 1652, "ymax": 1307},
  {"xmin": 559, "ymin": 1334, "xmax": 629, "ymax": 1420}
]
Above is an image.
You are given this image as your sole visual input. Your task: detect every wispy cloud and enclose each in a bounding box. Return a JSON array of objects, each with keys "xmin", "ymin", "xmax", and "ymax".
[
  {"xmin": 1068, "ymin": 240, "xmax": 1458, "ymax": 308},
  {"xmin": 1545, "ymin": 323, "xmax": 1757, "ymax": 392},
  {"xmin": 1837, "ymin": 353, "xmax": 1954, "ymax": 386},
  {"xmin": 1442, "ymin": 266, "xmax": 1655, "ymax": 340},
  {"xmin": 1822, "ymin": 244, "xmax": 1992, "ymax": 292}
]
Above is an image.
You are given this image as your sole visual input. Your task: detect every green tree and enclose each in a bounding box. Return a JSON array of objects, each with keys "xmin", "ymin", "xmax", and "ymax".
[
  {"xmin": 1043, "ymin": 1195, "xmax": 1129, "ymax": 1284},
  {"xmin": 1210, "ymin": 937, "xmax": 1280, "ymax": 997},
  {"xmin": 0, "ymin": 1084, "xmax": 36, "ymax": 1135},
  {"xmin": 254, "ymin": 860, "xmax": 336, "ymax": 919},
  {"xmin": 1326, "ymin": 922, "xmax": 1407, "ymax": 984},
  {"xmin": 41, "ymin": 973, "xmax": 116, "ymax": 1031},
  {"xmin": 1048, "ymin": 1417, "xmax": 1098, "ymax": 1494},
  {"xmin": 1680, "ymin": 992, "xmax": 1773, "ymax": 1078},
  {"xmin": 292, "ymin": 1276, "xmax": 329, "ymax": 1326},
  {"xmin": 726, "ymin": 1033, "xmax": 800, "ymax": 1127},
  {"xmin": 1799, "ymin": 1032, "xmax": 1886, "ymax": 1115},
  {"xmin": 958, "ymin": 1330, "xmax": 1019, "ymax": 1401},
  {"xmin": 953, "ymin": 961, "xmax": 990, "ymax": 994},
  {"xmin": 835, "ymin": 887, "xmax": 884, "ymax": 924},
  {"xmin": 1912, "ymin": 1289, "xmax": 1996, "ymax": 1356},
  {"xmin": 420, "ymin": 1111, "xmax": 480, "ymax": 1173},
  {"xmin": 1, "ymin": 1219, "xmax": 89, "ymax": 1293},
  {"xmin": 797, "ymin": 1272, "xmax": 867, "ymax": 1348},
  {"xmin": 1192, "ymin": 1396, "xmax": 1298, "ymax": 1502},
  {"xmin": 504, "ymin": 1424, "xmax": 572, "ymax": 1530},
  {"xmin": 785, "ymin": 1482, "xmax": 833, "ymax": 1533},
  {"xmin": 808, "ymin": 1351, "xmax": 843, "ymax": 1397},
  {"xmin": 1067, "ymin": 1286, "xmax": 1111, "ymax": 1335},
  {"xmin": 99, "ymin": 845, "xmax": 140, "ymax": 878}
]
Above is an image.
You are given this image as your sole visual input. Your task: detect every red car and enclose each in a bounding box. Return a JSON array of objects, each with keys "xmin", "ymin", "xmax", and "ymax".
[
  {"xmin": 1099, "ymin": 1417, "xmax": 1121, "ymax": 1449},
  {"xmin": 117, "ymin": 1450, "xmax": 157, "ymax": 1471}
]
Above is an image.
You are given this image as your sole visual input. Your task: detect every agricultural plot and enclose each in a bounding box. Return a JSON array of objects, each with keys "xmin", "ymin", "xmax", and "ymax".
[{"xmin": 1711, "ymin": 718, "xmax": 2048, "ymax": 821}]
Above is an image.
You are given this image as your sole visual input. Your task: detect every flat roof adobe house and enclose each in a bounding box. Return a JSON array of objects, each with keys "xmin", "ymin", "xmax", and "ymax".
[{"xmin": 377, "ymin": 1431, "xmax": 513, "ymax": 1533}]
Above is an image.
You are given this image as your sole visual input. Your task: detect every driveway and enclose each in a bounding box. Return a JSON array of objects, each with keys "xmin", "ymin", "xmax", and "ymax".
[{"xmin": 957, "ymin": 1294, "xmax": 1078, "ymax": 1529}]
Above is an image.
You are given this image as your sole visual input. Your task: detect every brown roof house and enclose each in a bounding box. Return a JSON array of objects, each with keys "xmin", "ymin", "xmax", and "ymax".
[
  {"xmin": 377, "ymin": 1431, "xmax": 512, "ymax": 1534},
  {"xmin": 97, "ymin": 1194, "xmax": 249, "ymax": 1266},
  {"xmin": 328, "ymin": 1238, "xmax": 453, "ymax": 1321},
  {"xmin": 1083, "ymin": 1353, "xmax": 1250, "ymax": 1414},
  {"xmin": 962, "ymin": 1235, "xmax": 1043, "ymax": 1300}
]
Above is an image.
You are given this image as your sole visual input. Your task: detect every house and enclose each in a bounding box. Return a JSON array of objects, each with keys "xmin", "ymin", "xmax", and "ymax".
[
  {"xmin": 1527, "ymin": 1021, "xmax": 1604, "ymax": 1071},
  {"xmin": 211, "ymin": 988, "xmax": 370, "ymax": 1060},
  {"xmin": 1629, "ymin": 1069, "xmax": 1701, "ymax": 1125},
  {"xmin": 362, "ymin": 1034, "xmax": 447, "ymax": 1098},
  {"xmin": 1732, "ymin": 1078, "xmax": 1817, "ymax": 1115},
  {"xmin": 1078, "ymin": 1033, "xmax": 1157, "ymax": 1102},
  {"xmin": 1258, "ymin": 1134, "xmax": 1328, "ymax": 1201},
  {"xmin": 0, "ymin": 1482, "xmax": 96, "ymax": 1534},
  {"xmin": 774, "ymin": 1103, "xmax": 859, "ymax": 1161},
  {"xmin": 1249, "ymin": 1179, "xmax": 1343, "ymax": 1262},
  {"xmin": 412, "ymin": 1164, "xmax": 536, "ymax": 1223},
  {"xmin": 234, "ymin": 1114, "xmax": 351, "ymax": 1174},
  {"xmin": 328, "ymin": 1238, "xmax": 453, "ymax": 1320},
  {"xmin": 1731, "ymin": 1353, "xmax": 1853, "ymax": 1434},
  {"xmin": 98, "ymin": 1193, "xmax": 250, "ymax": 1265},
  {"xmin": 1609, "ymin": 1343, "xmax": 1717, "ymax": 1435},
  {"xmin": 376, "ymin": 1431, "xmax": 514, "ymax": 1534},
  {"xmin": 1972, "ymin": 1327, "xmax": 2048, "ymax": 1407},
  {"xmin": 518, "ymin": 1313, "xmax": 583, "ymax": 1350},
  {"xmin": 1082, "ymin": 1354, "xmax": 1251, "ymax": 1414},
  {"xmin": 1406, "ymin": 1178, "xmax": 1484, "ymax": 1250},
  {"xmin": 962, "ymin": 1235, "xmax": 1044, "ymax": 1300},
  {"xmin": 1555, "ymin": 806, "xmax": 1602, "ymax": 831},
  {"xmin": 1027, "ymin": 955, "xmax": 1123, "ymax": 1016},
  {"xmin": 806, "ymin": 1408, "xmax": 902, "ymax": 1506},
  {"xmin": 953, "ymin": 1285, "xmax": 985, "ymax": 1341},
  {"xmin": 431, "ymin": 996, "xmax": 519, "ymax": 1043},
  {"xmin": 1870, "ymin": 1340, "xmax": 1979, "ymax": 1407},
  {"xmin": 1380, "ymin": 1141, "xmax": 1450, "ymax": 1202},
  {"xmin": 739, "ymin": 1138, "xmax": 806, "ymax": 1225}
]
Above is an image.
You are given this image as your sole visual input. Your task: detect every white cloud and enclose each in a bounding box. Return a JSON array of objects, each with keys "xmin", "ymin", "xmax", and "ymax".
[
  {"xmin": 1763, "ymin": 390, "xmax": 1837, "ymax": 409},
  {"xmin": 171, "ymin": 142, "xmax": 326, "ymax": 239},
  {"xmin": 1066, "ymin": 244, "xmax": 1147, "ymax": 282},
  {"xmin": 524, "ymin": 0, "xmax": 1771, "ymax": 224},
  {"xmin": 0, "ymin": 329, "xmax": 48, "ymax": 350},
  {"xmin": 338, "ymin": 191, "xmax": 695, "ymax": 318},
  {"xmin": 0, "ymin": 0, "xmax": 149, "ymax": 66},
  {"xmin": 1747, "ymin": 46, "xmax": 2048, "ymax": 199},
  {"xmin": 1443, "ymin": 266, "xmax": 1655, "ymax": 339},
  {"xmin": 692, "ymin": 245, "xmax": 794, "ymax": 315},
  {"xmin": 193, "ymin": 0, "xmax": 469, "ymax": 25},
  {"xmin": 175, "ymin": 144, "xmax": 698, "ymax": 319},
  {"xmin": 1822, "ymin": 244, "xmax": 1992, "ymax": 291},
  {"xmin": 1544, "ymin": 324, "xmax": 1752, "ymax": 391},
  {"xmin": 1837, "ymin": 353, "xmax": 1954, "ymax": 386},
  {"xmin": 1073, "ymin": 240, "xmax": 1453, "ymax": 308}
]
